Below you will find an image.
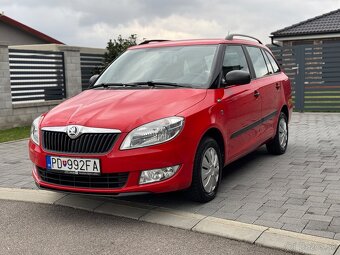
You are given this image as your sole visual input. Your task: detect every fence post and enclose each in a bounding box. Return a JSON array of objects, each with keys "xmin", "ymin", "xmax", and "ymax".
[
  {"xmin": 57, "ymin": 46, "xmax": 82, "ymax": 98},
  {"xmin": 294, "ymin": 45, "xmax": 305, "ymax": 112},
  {"xmin": 0, "ymin": 42, "xmax": 13, "ymax": 116}
]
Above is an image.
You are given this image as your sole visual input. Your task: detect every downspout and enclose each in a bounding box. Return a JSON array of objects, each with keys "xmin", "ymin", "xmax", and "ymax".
[{"xmin": 271, "ymin": 36, "xmax": 281, "ymax": 47}]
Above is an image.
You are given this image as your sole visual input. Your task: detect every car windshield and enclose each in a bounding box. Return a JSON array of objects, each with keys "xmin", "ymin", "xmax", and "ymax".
[{"xmin": 95, "ymin": 45, "xmax": 218, "ymax": 88}]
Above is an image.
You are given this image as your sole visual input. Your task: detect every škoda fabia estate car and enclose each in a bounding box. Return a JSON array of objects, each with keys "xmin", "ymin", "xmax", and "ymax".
[{"xmin": 29, "ymin": 34, "xmax": 293, "ymax": 202}]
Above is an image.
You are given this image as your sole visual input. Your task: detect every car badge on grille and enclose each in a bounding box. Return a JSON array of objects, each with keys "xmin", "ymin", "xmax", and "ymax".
[{"xmin": 67, "ymin": 125, "xmax": 81, "ymax": 139}]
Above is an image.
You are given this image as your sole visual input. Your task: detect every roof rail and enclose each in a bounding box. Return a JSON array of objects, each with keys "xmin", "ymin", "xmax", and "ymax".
[
  {"xmin": 139, "ymin": 40, "xmax": 169, "ymax": 45},
  {"xmin": 225, "ymin": 34, "xmax": 262, "ymax": 44}
]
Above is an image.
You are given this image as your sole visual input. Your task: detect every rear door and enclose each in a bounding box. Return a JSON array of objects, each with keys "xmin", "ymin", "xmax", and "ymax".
[
  {"xmin": 218, "ymin": 45, "xmax": 262, "ymax": 161},
  {"xmin": 245, "ymin": 46, "xmax": 279, "ymax": 140}
]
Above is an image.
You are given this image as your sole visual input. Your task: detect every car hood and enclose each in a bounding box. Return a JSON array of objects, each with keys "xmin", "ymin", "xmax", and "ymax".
[{"xmin": 42, "ymin": 89, "xmax": 207, "ymax": 132}]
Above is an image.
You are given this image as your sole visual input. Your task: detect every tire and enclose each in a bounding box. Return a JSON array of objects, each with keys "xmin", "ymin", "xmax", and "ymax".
[
  {"xmin": 187, "ymin": 137, "xmax": 222, "ymax": 203},
  {"xmin": 266, "ymin": 112, "xmax": 288, "ymax": 155}
]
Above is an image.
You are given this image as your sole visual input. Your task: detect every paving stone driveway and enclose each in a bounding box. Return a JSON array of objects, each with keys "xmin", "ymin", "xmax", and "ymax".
[{"xmin": 0, "ymin": 113, "xmax": 339, "ymax": 239}]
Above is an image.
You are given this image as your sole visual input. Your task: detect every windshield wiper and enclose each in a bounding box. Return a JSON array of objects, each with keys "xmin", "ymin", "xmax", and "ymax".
[
  {"xmin": 90, "ymin": 81, "xmax": 191, "ymax": 89},
  {"xmin": 129, "ymin": 81, "xmax": 191, "ymax": 88},
  {"xmin": 90, "ymin": 83, "xmax": 138, "ymax": 89}
]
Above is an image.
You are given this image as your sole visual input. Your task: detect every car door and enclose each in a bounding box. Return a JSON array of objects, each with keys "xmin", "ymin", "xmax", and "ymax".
[
  {"xmin": 245, "ymin": 46, "xmax": 279, "ymax": 141},
  {"xmin": 217, "ymin": 45, "xmax": 262, "ymax": 161}
]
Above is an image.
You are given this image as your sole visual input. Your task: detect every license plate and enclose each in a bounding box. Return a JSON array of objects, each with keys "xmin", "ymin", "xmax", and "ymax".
[{"xmin": 46, "ymin": 156, "xmax": 100, "ymax": 175}]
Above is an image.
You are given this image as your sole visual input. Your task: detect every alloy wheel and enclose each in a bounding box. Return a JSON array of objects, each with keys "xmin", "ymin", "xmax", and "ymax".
[
  {"xmin": 278, "ymin": 118, "xmax": 288, "ymax": 149},
  {"xmin": 201, "ymin": 147, "xmax": 220, "ymax": 193}
]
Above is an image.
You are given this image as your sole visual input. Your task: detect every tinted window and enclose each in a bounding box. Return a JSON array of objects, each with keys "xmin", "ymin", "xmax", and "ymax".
[
  {"xmin": 265, "ymin": 51, "xmax": 280, "ymax": 73},
  {"xmin": 222, "ymin": 45, "xmax": 249, "ymax": 77},
  {"xmin": 246, "ymin": 46, "xmax": 269, "ymax": 78},
  {"xmin": 262, "ymin": 49, "xmax": 274, "ymax": 74}
]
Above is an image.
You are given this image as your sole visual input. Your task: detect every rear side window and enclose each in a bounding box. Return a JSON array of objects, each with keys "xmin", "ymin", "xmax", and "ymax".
[
  {"xmin": 262, "ymin": 49, "xmax": 274, "ymax": 74},
  {"xmin": 246, "ymin": 46, "xmax": 269, "ymax": 78},
  {"xmin": 265, "ymin": 51, "xmax": 280, "ymax": 73},
  {"xmin": 222, "ymin": 45, "xmax": 249, "ymax": 77}
]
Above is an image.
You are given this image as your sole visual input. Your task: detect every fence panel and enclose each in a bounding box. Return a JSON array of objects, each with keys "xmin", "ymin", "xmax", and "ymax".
[
  {"xmin": 303, "ymin": 44, "xmax": 340, "ymax": 111},
  {"xmin": 80, "ymin": 53, "xmax": 104, "ymax": 90},
  {"xmin": 270, "ymin": 45, "xmax": 302, "ymax": 110},
  {"xmin": 270, "ymin": 43, "xmax": 340, "ymax": 112},
  {"xmin": 9, "ymin": 49, "xmax": 66, "ymax": 104}
]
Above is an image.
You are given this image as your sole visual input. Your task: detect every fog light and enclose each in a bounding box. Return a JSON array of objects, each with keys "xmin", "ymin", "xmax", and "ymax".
[{"xmin": 139, "ymin": 165, "xmax": 180, "ymax": 185}]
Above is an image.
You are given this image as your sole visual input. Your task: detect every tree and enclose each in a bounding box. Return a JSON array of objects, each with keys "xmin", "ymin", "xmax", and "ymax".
[{"xmin": 101, "ymin": 34, "xmax": 137, "ymax": 70}]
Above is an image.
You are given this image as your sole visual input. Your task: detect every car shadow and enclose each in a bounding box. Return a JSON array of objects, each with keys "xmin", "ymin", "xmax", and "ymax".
[{"xmin": 112, "ymin": 145, "xmax": 272, "ymax": 209}]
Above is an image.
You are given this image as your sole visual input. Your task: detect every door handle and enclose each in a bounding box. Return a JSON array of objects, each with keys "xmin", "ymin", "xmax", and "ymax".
[
  {"xmin": 254, "ymin": 90, "xmax": 260, "ymax": 98},
  {"xmin": 276, "ymin": 83, "xmax": 281, "ymax": 90},
  {"xmin": 291, "ymin": 64, "xmax": 299, "ymax": 74}
]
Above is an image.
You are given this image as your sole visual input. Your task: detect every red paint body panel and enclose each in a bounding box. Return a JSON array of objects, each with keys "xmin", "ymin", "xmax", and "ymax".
[
  {"xmin": 30, "ymin": 38, "xmax": 293, "ymax": 195},
  {"xmin": 42, "ymin": 89, "xmax": 207, "ymax": 132}
]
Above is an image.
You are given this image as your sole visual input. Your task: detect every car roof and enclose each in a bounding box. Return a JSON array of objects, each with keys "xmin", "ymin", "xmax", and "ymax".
[{"xmin": 130, "ymin": 38, "xmax": 270, "ymax": 51}]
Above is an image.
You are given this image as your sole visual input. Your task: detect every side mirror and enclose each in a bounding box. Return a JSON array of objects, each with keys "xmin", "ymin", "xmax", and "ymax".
[
  {"xmin": 224, "ymin": 70, "xmax": 250, "ymax": 86},
  {"xmin": 89, "ymin": 74, "xmax": 99, "ymax": 87}
]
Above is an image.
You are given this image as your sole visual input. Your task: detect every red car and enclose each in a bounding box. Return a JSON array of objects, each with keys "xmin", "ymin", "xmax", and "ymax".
[{"xmin": 29, "ymin": 34, "xmax": 293, "ymax": 202}]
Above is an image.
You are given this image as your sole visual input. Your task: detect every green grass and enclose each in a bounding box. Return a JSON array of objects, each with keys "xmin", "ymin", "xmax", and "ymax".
[{"xmin": 0, "ymin": 126, "xmax": 31, "ymax": 143}]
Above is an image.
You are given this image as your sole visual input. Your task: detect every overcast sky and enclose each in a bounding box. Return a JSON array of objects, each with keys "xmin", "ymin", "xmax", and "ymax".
[{"xmin": 1, "ymin": 0, "xmax": 340, "ymax": 48}]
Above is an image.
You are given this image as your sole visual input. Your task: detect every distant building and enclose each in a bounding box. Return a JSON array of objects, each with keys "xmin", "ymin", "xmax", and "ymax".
[
  {"xmin": 0, "ymin": 13, "xmax": 63, "ymax": 45},
  {"xmin": 270, "ymin": 9, "xmax": 340, "ymax": 46}
]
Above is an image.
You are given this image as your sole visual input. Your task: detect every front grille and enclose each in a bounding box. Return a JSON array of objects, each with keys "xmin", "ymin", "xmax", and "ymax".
[
  {"xmin": 37, "ymin": 167, "xmax": 129, "ymax": 189},
  {"xmin": 42, "ymin": 131, "xmax": 118, "ymax": 154}
]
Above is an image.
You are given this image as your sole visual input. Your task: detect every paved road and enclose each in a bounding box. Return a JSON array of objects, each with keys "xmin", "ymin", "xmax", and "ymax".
[
  {"xmin": 0, "ymin": 200, "xmax": 294, "ymax": 255},
  {"xmin": 0, "ymin": 113, "xmax": 340, "ymax": 239}
]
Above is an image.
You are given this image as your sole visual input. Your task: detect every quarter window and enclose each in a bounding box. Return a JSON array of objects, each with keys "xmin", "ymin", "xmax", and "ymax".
[
  {"xmin": 262, "ymin": 49, "xmax": 274, "ymax": 74},
  {"xmin": 246, "ymin": 46, "xmax": 269, "ymax": 78},
  {"xmin": 222, "ymin": 45, "xmax": 249, "ymax": 77},
  {"xmin": 265, "ymin": 51, "xmax": 280, "ymax": 73}
]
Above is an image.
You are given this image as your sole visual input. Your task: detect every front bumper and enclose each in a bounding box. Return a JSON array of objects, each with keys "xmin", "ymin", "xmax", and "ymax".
[{"xmin": 29, "ymin": 133, "xmax": 195, "ymax": 194}]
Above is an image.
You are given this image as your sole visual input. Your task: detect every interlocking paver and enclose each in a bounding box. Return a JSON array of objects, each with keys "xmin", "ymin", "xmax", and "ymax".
[
  {"xmin": 307, "ymin": 207, "xmax": 328, "ymax": 215},
  {"xmin": 302, "ymin": 229, "xmax": 335, "ymax": 239},
  {"xmin": 0, "ymin": 113, "xmax": 340, "ymax": 239},
  {"xmin": 254, "ymin": 219, "xmax": 284, "ymax": 229},
  {"xmin": 283, "ymin": 209, "xmax": 306, "ymax": 218},
  {"xmin": 282, "ymin": 223, "xmax": 307, "ymax": 233},
  {"xmin": 331, "ymin": 217, "xmax": 340, "ymax": 226},
  {"xmin": 305, "ymin": 220, "xmax": 330, "ymax": 231},
  {"xmin": 236, "ymin": 214, "xmax": 258, "ymax": 224}
]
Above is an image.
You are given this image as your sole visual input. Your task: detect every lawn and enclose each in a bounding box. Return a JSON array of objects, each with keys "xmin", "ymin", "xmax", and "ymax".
[{"xmin": 0, "ymin": 126, "xmax": 31, "ymax": 143}]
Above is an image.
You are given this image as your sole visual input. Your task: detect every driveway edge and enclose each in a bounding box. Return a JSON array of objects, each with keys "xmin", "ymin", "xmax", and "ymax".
[
  {"xmin": 0, "ymin": 138, "xmax": 29, "ymax": 145},
  {"xmin": 1, "ymin": 187, "xmax": 340, "ymax": 255}
]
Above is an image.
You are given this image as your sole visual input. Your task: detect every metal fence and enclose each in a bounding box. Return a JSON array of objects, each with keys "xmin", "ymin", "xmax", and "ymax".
[
  {"xmin": 9, "ymin": 49, "xmax": 66, "ymax": 104},
  {"xmin": 270, "ymin": 43, "xmax": 340, "ymax": 112},
  {"xmin": 80, "ymin": 53, "xmax": 104, "ymax": 90}
]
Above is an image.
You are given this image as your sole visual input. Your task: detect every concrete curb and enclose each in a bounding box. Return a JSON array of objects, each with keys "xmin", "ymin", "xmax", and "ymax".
[{"xmin": 1, "ymin": 187, "xmax": 340, "ymax": 255}]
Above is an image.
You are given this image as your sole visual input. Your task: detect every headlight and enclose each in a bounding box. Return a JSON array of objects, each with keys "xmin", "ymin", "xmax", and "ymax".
[
  {"xmin": 120, "ymin": 117, "xmax": 184, "ymax": 150},
  {"xmin": 30, "ymin": 115, "xmax": 42, "ymax": 145}
]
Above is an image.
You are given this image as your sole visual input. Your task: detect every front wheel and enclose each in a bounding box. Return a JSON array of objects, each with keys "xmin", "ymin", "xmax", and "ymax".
[
  {"xmin": 187, "ymin": 137, "xmax": 222, "ymax": 203},
  {"xmin": 266, "ymin": 112, "xmax": 288, "ymax": 155}
]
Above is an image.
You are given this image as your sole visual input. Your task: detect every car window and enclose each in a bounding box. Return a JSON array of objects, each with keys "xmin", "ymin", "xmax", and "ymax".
[
  {"xmin": 246, "ymin": 46, "xmax": 269, "ymax": 78},
  {"xmin": 265, "ymin": 50, "xmax": 280, "ymax": 73},
  {"xmin": 96, "ymin": 45, "xmax": 218, "ymax": 88},
  {"xmin": 262, "ymin": 49, "xmax": 274, "ymax": 74},
  {"xmin": 222, "ymin": 45, "xmax": 249, "ymax": 78}
]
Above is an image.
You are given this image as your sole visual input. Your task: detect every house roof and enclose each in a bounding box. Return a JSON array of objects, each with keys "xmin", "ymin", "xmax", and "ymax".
[
  {"xmin": 0, "ymin": 14, "xmax": 64, "ymax": 44},
  {"xmin": 271, "ymin": 9, "xmax": 340, "ymax": 38}
]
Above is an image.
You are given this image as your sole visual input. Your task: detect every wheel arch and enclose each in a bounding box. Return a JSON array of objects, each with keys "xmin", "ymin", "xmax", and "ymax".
[
  {"xmin": 281, "ymin": 105, "xmax": 289, "ymax": 120},
  {"xmin": 201, "ymin": 127, "xmax": 226, "ymax": 165}
]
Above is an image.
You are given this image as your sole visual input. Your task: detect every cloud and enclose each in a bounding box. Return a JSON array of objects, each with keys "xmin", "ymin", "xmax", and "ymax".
[{"xmin": 1, "ymin": 0, "xmax": 339, "ymax": 47}]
